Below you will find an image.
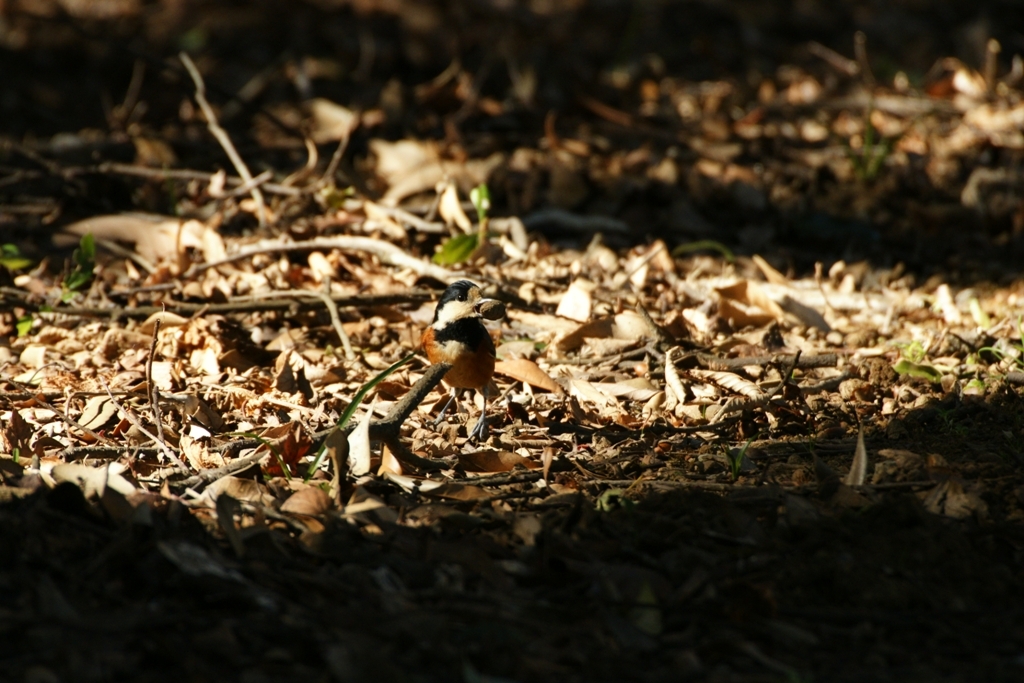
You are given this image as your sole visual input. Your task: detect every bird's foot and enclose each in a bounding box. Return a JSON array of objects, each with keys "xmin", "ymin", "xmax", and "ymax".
[
  {"xmin": 468, "ymin": 413, "xmax": 488, "ymax": 441},
  {"xmin": 433, "ymin": 393, "xmax": 458, "ymax": 426}
]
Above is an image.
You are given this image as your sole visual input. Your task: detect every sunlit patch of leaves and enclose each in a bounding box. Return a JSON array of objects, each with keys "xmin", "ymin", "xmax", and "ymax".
[{"xmin": 304, "ymin": 352, "xmax": 416, "ymax": 479}]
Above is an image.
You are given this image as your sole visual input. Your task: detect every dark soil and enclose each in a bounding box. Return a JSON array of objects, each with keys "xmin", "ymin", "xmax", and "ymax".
[{"xmin": 3, "ymin": 2, "xmax": 1024, "ymax": 682}]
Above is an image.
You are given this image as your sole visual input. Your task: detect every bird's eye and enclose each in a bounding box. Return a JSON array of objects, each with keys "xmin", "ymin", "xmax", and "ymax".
[{"xmin": 458, "ymin": 291, "xmax": 467, "ymax": 301}]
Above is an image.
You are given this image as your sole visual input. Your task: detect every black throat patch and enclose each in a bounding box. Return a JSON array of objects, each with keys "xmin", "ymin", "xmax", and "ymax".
[{"xmin": 433, "ymin": 317, "xmax": 493, "ymax": 354}]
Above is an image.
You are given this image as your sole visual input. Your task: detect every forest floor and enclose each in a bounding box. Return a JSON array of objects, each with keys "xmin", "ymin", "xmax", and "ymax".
[{"xmin": 2, "ymin": 1, "xmax": 1024, "ymax": 681}]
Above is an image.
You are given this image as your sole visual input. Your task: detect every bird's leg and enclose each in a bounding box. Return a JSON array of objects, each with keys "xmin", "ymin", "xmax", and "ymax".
[
  {"xmin": 433, "ymin": 386, "xmax": 458, "ymax": 426},
  {"xmin": 468, "ymin": 385, "xmax": 489, "ymax": 441}
]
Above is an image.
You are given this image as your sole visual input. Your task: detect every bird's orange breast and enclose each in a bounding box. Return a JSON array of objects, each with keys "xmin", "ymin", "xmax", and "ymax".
[{"xmin": 421, "ymin": 325, "xmax": 495, "ymax": 390}]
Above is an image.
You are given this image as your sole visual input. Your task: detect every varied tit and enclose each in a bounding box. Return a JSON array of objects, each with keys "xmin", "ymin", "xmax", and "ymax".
[{"xmin": 420, "ymin": 280, "xmax": 499, "ymax": 440}]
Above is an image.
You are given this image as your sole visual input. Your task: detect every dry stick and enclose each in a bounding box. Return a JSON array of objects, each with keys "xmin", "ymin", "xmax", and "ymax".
[
  {"xmin": 766, "ymin": 350, "xmax": 801, "ymax": 400},
  {"xmin": 175, "ymin": 448, "xmax": 267, "ymax": 489},
  {"xmin": 709, "ymin": 351, "xmax": 801, "ymax": 424},
  {"xmin": 98, "ymin": 378, "xmax": 189, "ymax": 472},
  {"xmin": 634, "ymin": 302, "xmax": 673, "ymax": 348},
  {"xmin": 370, "ymin": 204, "xmax": 447, "ymax": 234},
  {"xmin": 146, "ymin": 318, "xmax": 166, "ymax": 446},
  {"xmin": 319, "ymin": 124, "xmax": 352, "ymax": 189},
  {"xmin": 239, "ymin": 286, "xmax": 356, "ymax": 359},
  {"xmin": 194, "ymin": 236, "xmax": 457, "ymax": 281},
  {"xmin": 96, "ymin": 238, "xmax": 156, "ymax": 274},
  {"xmin": 214, "ymin": 169, "xmax": 274, "ymax": 198},
  {"xmin": 319, "ymin": 277, "xmax": 355, "ymax": 360},
  {"xmin": 5, "ymin": 289, "xmax": 433, "ymax": 320},
  {"xmin": 311, "ymin": 362, "xmax": 454, "ymax": 473},
  {"xmin": 280, "ymin": 138, "xmax": 318, "ymax": 188},
  {"xmin": 83, "ymin": 162, "xmax": 302, "ymax": 196},
  {"xmin": 585, "ymin": 478, "xmax": 740, "ymax": 492},
  {"xmin": 466, "ymin": 470, "xmax": 546, "ymax": 488},
  {"xmin": 624, "ymin": 242, "xmax": 666, "ymax": 283},
  {"xmin": 370, "ymin": 362, "xmax": 453, "ymax": 471},
  {"xmin": 0, "ymin": 372, "xmax": 115, "ymax": 447},
  {"xmin": 695, "ymin": 352, "xmax": 836, "ymax": 371},
  {"xmin": 854, "ymin": 31, "xmax": 875, "ymax": 88},
  {"xmin": 179, "ymin": 52, "xmax": 268, "ymax": 228},
  {"xmin": 985, "ymin": 39, "xmax": 1001, "ymax": 93},
  {"xmin": 0, "ymin": 390, "xmax": 133, "ymax": 402},
  {"xmin": 807, "ymin": 41, "xmax": 860, "ymax": 77},
  {"xmin": 813, "ymin": 261, "xmax": 837, "ymax": 319}
]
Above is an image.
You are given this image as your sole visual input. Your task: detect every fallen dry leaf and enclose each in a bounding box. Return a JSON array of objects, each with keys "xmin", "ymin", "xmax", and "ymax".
[
  {"xmin": 494, "ymin": 359, "xmax": 562, "ymax": 394},
  {"xmin": 281, "ymin": 484, "xmax": 334, "ymax": 516},
  {"xmin": 459, "ymin": 449, "xmax": 539, "ymax": 473}
]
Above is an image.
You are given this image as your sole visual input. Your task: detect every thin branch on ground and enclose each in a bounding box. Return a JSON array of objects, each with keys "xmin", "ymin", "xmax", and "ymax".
[
  {"xmin": 318, "ymin": 277, "xmax": 355, "ymax": 359},
  {"xmin": 2, "ymin": 375, "xmax": 114, "ymax": 446},
  {"xmin": 311, "ymin": 361, "xmax": 453, "ymax": 472},
  {"xmin": 80, "ymin": 162, "xmax": 303, "ymax": 196},
  {"xmin": 2, "ymin": 288, "xmax": 434, "ymax": 319},
  {"xmin": 195, "ymin": 236, "xmax": 457, "ymax": 281},
  {"xmin": 99, "ymin": 378, "xmax": 189, "ymax": 472},
  {"xmin": 179, "ymin": 52, "xmax": 268, "ymax": 227}
]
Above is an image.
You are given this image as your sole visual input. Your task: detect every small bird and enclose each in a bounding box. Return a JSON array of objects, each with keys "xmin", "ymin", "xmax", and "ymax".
[{"xmin": 420, "ymin": 280, "xmax": 497, "ymax": 440}]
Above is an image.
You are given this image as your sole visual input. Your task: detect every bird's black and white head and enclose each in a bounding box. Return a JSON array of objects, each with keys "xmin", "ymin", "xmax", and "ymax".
[{"xmin": 432, "ymin": 280, "xmax": 485, "ymax": 327}]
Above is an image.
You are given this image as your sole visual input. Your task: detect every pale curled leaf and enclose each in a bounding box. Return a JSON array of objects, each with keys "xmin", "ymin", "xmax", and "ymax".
[
  {"xmin": 60, "ymin": 215, "xmax": 224, "ymax": 269},
  {"xmin": 202, "ymin": 476, "xmax": 276, "ymax": 507},
  {"xmin": 664, "ymin": 346, "xmax": 687, "ymax": 408},
  {"xmin": 845, "ymin": 429, "xmax": 868, "ymax": 486},
  {"xmin": 306, "ymin": 98, "xmax": 358, "ymax": 143},
  {"xmin": 494, "ymin": 359, "xmax": 562, "ymax": 394},
  {"xmin": 422, "ymin": 482, "xmax": 491, "ymax": 501},
  {"xmin": 438, "ymin": 183, "xmax": 473, "ymax": 232},
  {"xmin": 347, "ymin": 397, "xmax": 376, "ymax": 477},
  {"xmin": 78, "ymin": 395, "xmax": 117, "ymax": 431},
  {"xmin": 459, "ymin": 449, "xmax": 539, "ymax": 473},
  {"xmin": 383, "ymin": 472, "xmax": 439, "ymax": 494},
  {"xmin": 556, "ymin": 279, "xmax": 595, "ymax": 322},
  {"xmin": 568, "ymin": 379, "xmax": 618, "ymax": 408},
  {"xmin": 752, "ymin": 254, "xmax": 789, "ymax": 285},
  {"xmin": 689, "ymin": 369, "xmax": 765, "ymax": 400},
  {"xmin": 52, "ymin": 463, "xmax": 136, "ymax": 498},
  {"xmin": 589, "ymin": 379, "xmax": 660, "ymax": 401},
  {"xmin": 281, "ymin": 485, "xmax": 334, "ymax": 516}
]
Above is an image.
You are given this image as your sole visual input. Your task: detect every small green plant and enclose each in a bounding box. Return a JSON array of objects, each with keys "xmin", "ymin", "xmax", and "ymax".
[
  {"xmin": 936, "ymin": 407, "xmax": 969, "ymax": 438},
  {"xmin": 62, "ymin": 233, "xmax": 96, "ymax": 302},
  {"xmin": 724, "ymin": 437, "xmax": 755, "ymax": 481},
  {"xmin": 891, "ymin": 339, "xmax": 943, "ymax": 382},
  {"xmin": 0, "ymin": 244, "xmax": 32, "ymax": 271},
  {"xmin": 978, "ymin": 316, "xmax": 1024, "ymax": 372},
  {"xmin": 894, "ymin": 339, "xmax": 926, "ymax": 363},
  {"xmin": 595, "ymin": 488, "xmax": 634, "ymax": 512},
  {"xmin": 432, "ymin": 183, "xmax": 490, "ymax": 266},
  {"xmin": 847, "ymin": 107, "xmax": 893, "ymax": 182},
  {"xmin": 304, "ymin": 352, "xmax": 416, "ymax": 480},
  {"xmin": 670, "ymin": 240, "xmax": 735, "ymax": 263},
  {"xmin": 15, "ymin": 316, "xmax": 33, "ymax": 337}
]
